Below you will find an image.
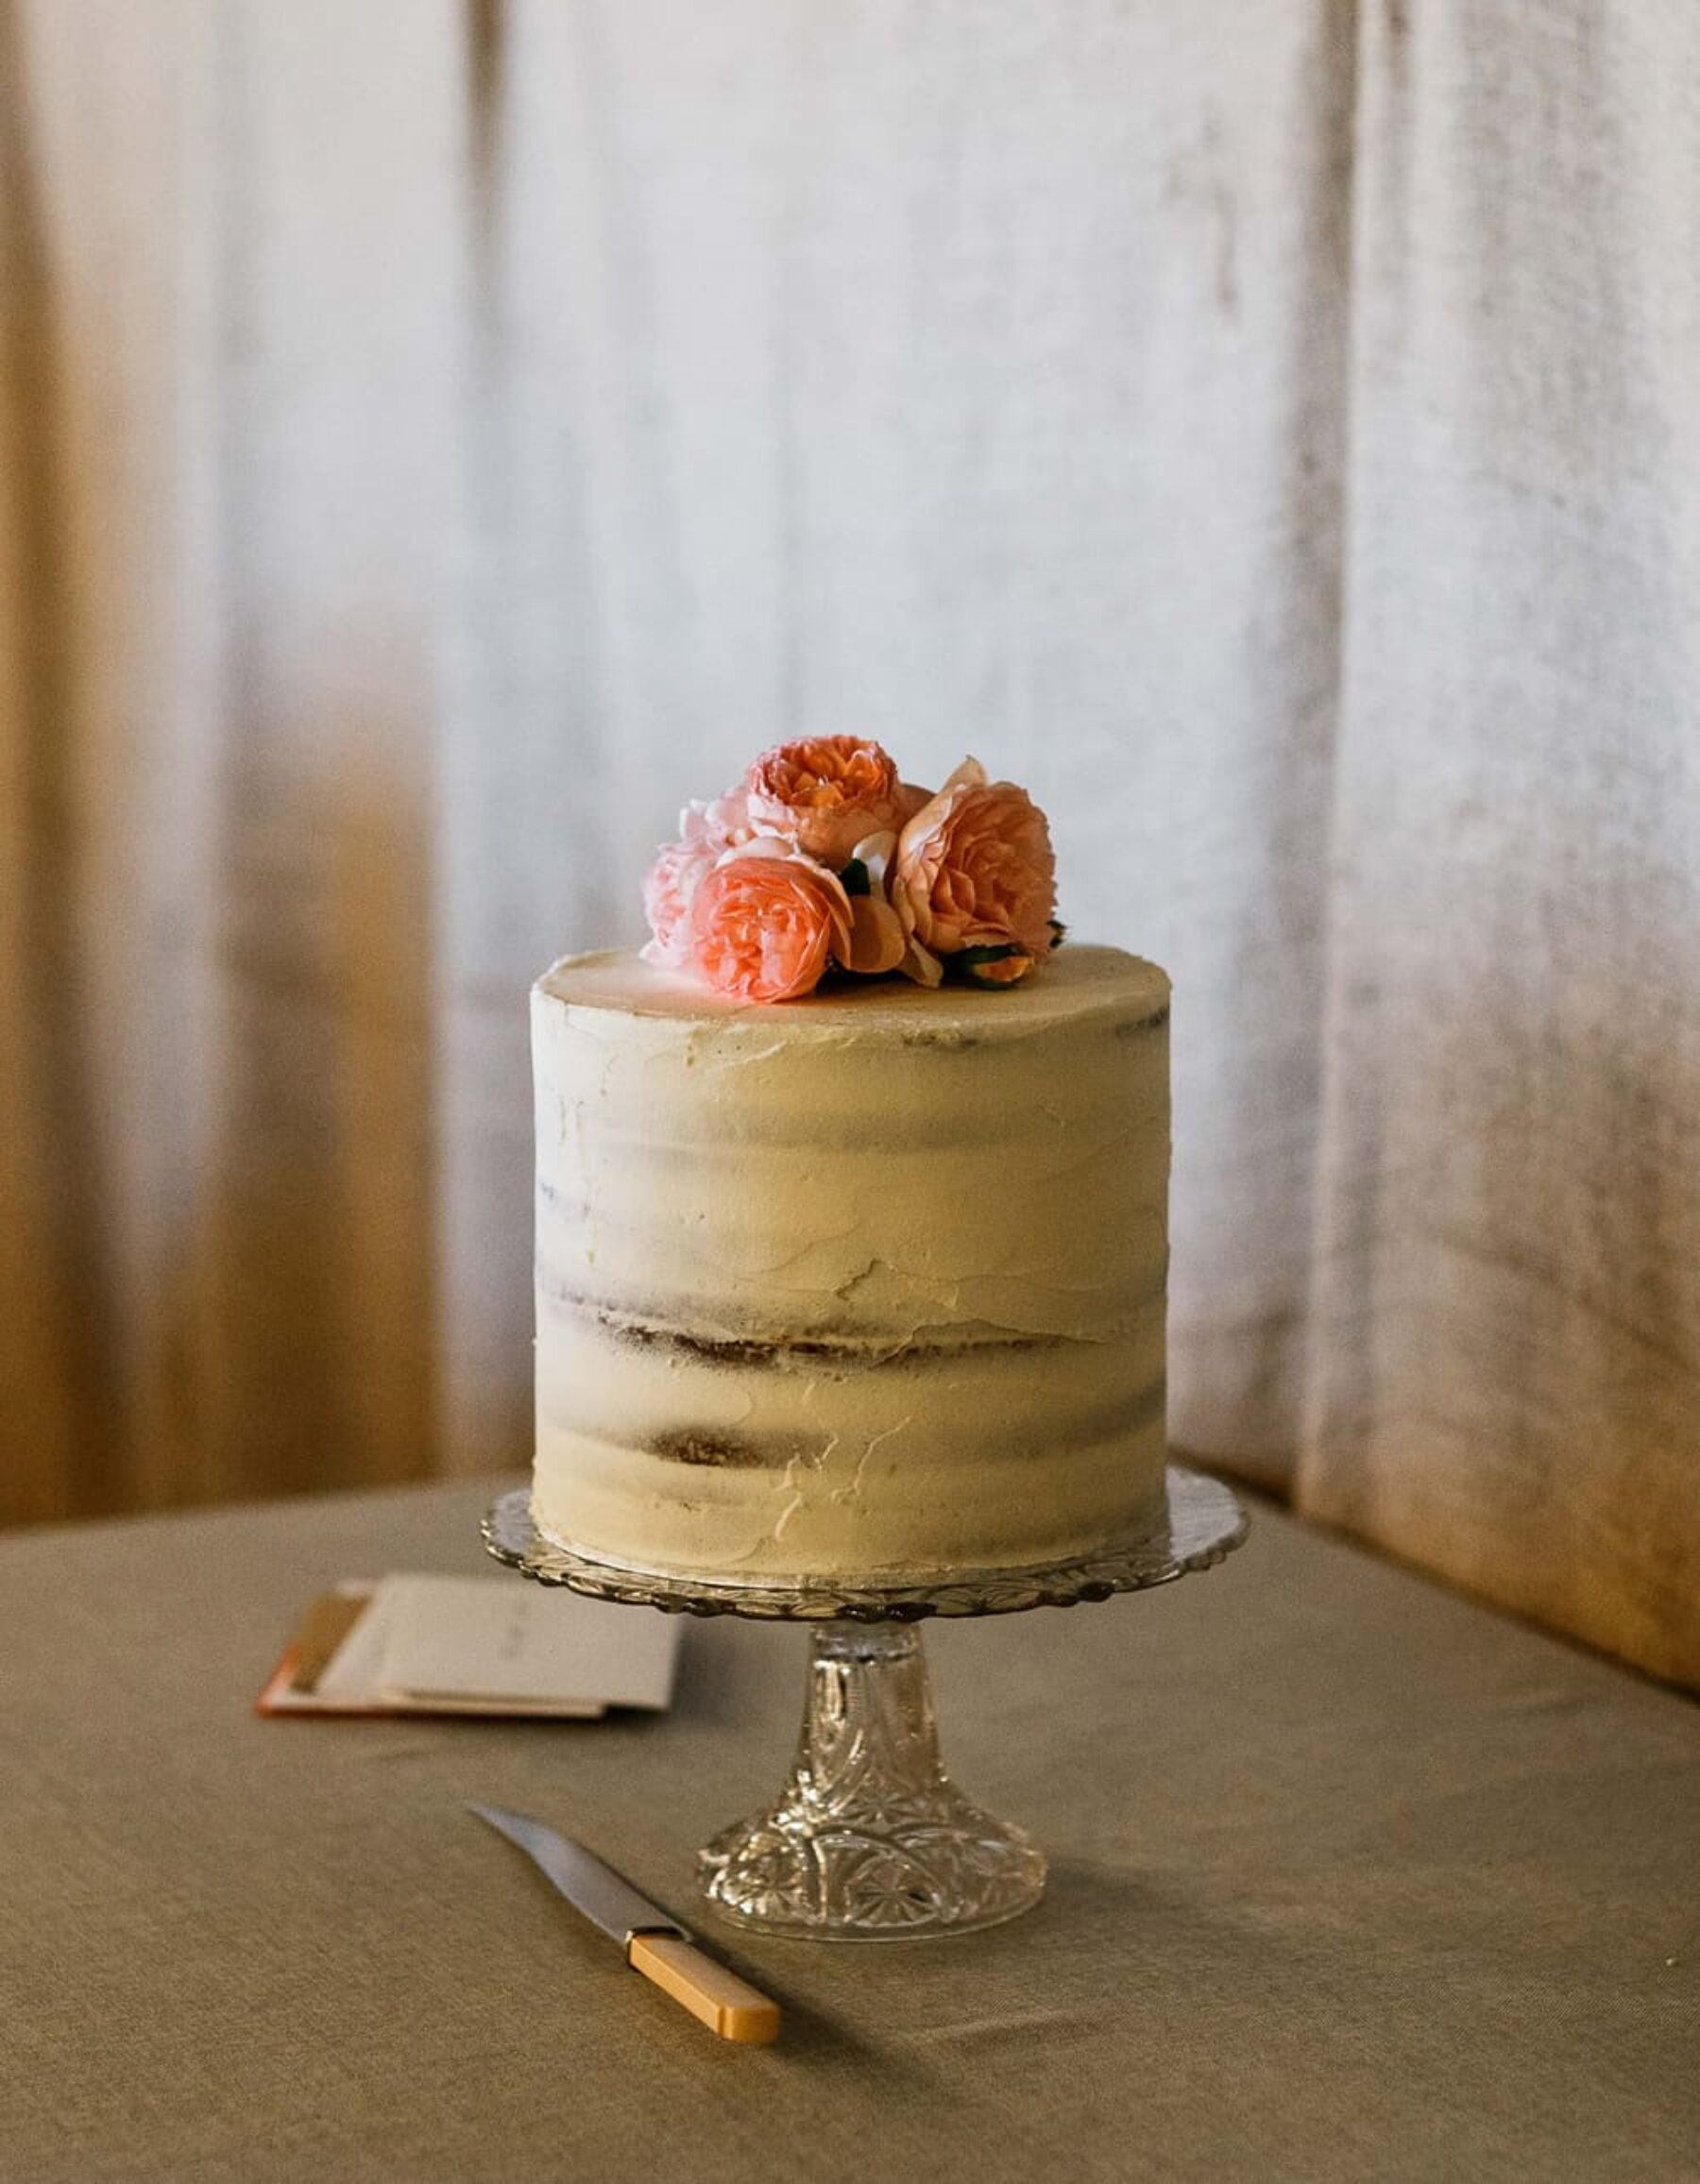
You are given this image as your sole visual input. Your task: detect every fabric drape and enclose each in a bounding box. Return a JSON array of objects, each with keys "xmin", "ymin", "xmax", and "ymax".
[{"xmin": 2, "ymin": 0, "xmax": 1694, "ymax": 1685}]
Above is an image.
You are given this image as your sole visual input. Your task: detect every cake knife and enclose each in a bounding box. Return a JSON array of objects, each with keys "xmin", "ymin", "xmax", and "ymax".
[{"xmin": 468, "ymin": 1803, "xmax": 780, "ymax": 2044}]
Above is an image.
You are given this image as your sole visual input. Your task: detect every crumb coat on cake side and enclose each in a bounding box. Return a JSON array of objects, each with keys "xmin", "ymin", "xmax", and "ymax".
[{"xmin": 530, "ymin": 943, "xmax": 1170, "ymax": 1582}]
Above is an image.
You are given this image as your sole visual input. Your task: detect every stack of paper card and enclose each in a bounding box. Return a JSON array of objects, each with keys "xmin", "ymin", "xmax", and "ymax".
[{"xmin": 259, "ymin": 1574, "xmax": 680, "ymax": 1719}]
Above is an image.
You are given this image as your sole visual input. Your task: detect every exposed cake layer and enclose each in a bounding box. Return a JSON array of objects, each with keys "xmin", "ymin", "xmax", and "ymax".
[{"xmin": 531, "ymin": 944, "xmax": 1171, "ymax": 1580}]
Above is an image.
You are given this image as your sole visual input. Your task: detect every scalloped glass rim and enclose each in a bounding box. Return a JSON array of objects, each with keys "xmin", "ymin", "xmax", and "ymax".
[{"xmin": 483, "ymin": 1466, "xmax": 1247, "ymax": 1623}]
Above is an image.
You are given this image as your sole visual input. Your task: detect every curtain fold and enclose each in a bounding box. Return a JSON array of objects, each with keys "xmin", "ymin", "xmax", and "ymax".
[
  {"xmin": 1300, "ymin": 0, "xmax": 1700, "ymax": 1684},
  {"xmin": 1, "ymin": 0, "xmax": 1694, "ymax": 1685}
]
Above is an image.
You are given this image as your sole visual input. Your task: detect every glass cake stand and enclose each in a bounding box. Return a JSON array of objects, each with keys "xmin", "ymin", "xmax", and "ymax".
[{"xmin": 483, "ymin": 1465, "xmax": 1247, "ymax": 1941}]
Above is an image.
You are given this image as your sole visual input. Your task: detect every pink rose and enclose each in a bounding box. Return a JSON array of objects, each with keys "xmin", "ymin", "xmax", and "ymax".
[
  {"xmin": 893, "ymin": 758, "xmax": 1058, "ymax": 969},
  {"xmin": 745, "ymin": 736, "xmax": 910, "ymax": 869},
  {"xmin": 688, "ymin": 846, "xmax": 854, "ymax": 1004}
]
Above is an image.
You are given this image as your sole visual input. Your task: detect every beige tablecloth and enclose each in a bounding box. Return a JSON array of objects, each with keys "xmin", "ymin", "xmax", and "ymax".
[{"xmin": 2, "ymin": 1480, "xmax": 1695, "ymax": 2183}]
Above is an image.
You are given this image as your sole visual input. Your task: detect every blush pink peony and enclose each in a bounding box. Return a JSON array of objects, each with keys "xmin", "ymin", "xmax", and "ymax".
[
  {"xmin": 679, "ymin": 787, "xmax": 754, "ymax": 851},
  {"xmin": 892, "ymin": 757, "xmax": 1058, "ymax": 969},
  {"xmin": 640, "ymin": 836, "xmax": 718, "ymax": 967},
  {"xmin": 641, "ymin": 787, "xmax": 757, "ymax": 965},
  {"xmin": 745, "ymin": 736, "xmax": 917, "ymax": 870},
  {"xmin": 688, "ymin": 845, "xmax": 854, "ymax": 1004}
]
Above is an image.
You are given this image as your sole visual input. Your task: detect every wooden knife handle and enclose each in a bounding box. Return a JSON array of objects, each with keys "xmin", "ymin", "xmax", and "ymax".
[{"xmin": 627, "ymin": 1932, "xmax": 780, "ymax": 2044}]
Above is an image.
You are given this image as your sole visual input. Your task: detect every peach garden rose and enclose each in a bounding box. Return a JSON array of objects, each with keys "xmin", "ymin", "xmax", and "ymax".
[
  {"xmin": 745, "ymin": 736, "xmax": 921, "ymax": 870},
  {"xmin": 892, "ymin": 757, "xmax": 1058, "ymax": 976},
  {"xmin": 688, "ymin": 843, "xmax": 854, "ymax": 1004}
]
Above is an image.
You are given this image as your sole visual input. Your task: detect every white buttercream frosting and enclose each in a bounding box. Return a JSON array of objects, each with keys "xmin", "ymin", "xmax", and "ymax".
[{"xmin": 531, "ymin": 944, "xmax": 1170, "ymax": 1581}]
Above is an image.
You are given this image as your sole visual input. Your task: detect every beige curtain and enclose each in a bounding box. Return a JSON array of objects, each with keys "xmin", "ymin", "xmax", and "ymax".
[{"xmin": 2, "ymin": 0, "xmax": 1695, "ymax": 1686}]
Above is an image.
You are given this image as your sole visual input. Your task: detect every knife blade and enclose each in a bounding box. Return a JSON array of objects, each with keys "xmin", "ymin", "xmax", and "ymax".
[
  {"xmin": 469, "ymin": 1804, "xmax": 780, "ymax": 2045},
  {"xmin": 471, "ymin": 1803, "xmax": 690, "ymax": 1945}
]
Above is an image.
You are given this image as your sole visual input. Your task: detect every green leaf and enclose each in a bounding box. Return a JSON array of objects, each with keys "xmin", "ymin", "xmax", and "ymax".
[{"xmin": 954, "ymin": 942, "xmax": 1029, "ymax": 989}]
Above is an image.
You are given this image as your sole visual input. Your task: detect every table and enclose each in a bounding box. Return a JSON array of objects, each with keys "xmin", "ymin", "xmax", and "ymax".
[{"xmin": 3, "ymin": 1478, "xmax": 1695, "ymax": 2183}]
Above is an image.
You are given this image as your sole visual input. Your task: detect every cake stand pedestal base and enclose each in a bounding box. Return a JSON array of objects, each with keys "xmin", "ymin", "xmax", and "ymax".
[
  {"xmin": 699, "ymin": 1620, "xmax": 1045, "ymax": 1939},
  {"xmin": 484, "ymin": 1467, "xmax": 1247, "ymax": 1943}
]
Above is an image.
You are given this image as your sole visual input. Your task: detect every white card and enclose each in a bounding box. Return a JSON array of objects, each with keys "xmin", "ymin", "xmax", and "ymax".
[
  {"xmin": 310, "ymin": 1582, "xmax": 399, "ymax": 1702},
  {"xmin": 318, "ymin": 1573, "xmax": 678, "ymax": 1712}
]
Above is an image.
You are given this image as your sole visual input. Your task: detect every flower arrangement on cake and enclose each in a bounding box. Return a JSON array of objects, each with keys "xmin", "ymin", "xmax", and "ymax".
[{"xmin": 641, "ymin": 736, "xmax": 1062, "ymax": 1004}]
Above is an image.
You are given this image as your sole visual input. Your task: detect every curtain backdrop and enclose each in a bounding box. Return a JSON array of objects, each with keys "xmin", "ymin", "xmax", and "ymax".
[{"xmin": 2, "ymin": 0, "xmax": 1695, "ymax": 1686}]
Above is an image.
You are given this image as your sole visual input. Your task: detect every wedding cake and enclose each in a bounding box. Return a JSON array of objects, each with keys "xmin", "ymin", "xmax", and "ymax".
[{"xmin": 531, "ymin": 740, "xmax": 1170, "ymax": 1583}]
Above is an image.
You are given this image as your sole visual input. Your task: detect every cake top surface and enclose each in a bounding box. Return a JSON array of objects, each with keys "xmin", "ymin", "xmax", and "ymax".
[{"xmin": 537, "ymin": 942, "xmax": 1168, "ymax": 1041}]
